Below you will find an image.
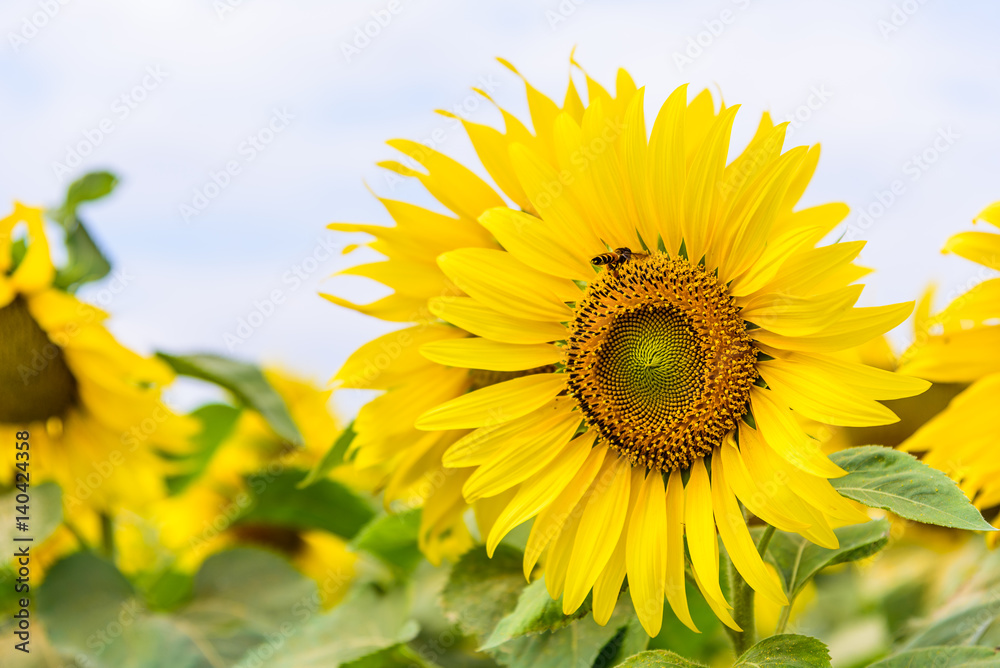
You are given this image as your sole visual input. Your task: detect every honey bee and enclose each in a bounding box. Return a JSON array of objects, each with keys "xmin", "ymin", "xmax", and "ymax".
[{"xmin": 591, "ymin": 247, "xmax": 647, "ymax": 274}]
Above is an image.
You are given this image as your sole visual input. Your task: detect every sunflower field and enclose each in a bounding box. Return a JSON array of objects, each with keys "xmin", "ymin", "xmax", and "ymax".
[{"xmin": 4, "ymin": 3, "xmax": 1000, "ymax": 667}]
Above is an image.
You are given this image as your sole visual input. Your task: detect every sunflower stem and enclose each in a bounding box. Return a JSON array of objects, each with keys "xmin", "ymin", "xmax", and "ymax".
[
  {"xmin": 99, "ymin": 512, "xmax": 115, "ymax": 560},
  {"xmin": 775, "ymin": 602, "xmax": 793, "ymax": 635},
  {"xmin": 726, "ymin": 524, "xmax": 776, "ymax": 658},
  {"xmin": 63, "ymin": 519, "xmax": 92, "ymax": 551}
]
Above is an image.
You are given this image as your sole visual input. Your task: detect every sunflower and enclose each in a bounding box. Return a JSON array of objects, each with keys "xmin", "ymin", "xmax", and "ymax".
[
  {"xmin": 0, "ymin": 202, "xmax": 193, "ymax": 516},
  {"xmin": 899, "ymin": 201, "xmax": 1000, "ymax": 544},
  {"xmin": 136, "ymin": 369, "xmax": 360, "ymax": 607},
  {"xmin": 331, "ymin": 59, "xmax": 930, "ymax": 635}
]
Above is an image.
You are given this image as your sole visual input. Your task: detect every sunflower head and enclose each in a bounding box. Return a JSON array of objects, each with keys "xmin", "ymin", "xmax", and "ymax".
[
  {"xmin": 330, "ymin": 57, "xmax": 931, "ymax": 636},
  {"xmin": 0, "ymin": 202, "xmax": 196, "ymax": 512},
  {"xmin": 568, "ymin": 253, "xmax": 758, "ymax": 471}
]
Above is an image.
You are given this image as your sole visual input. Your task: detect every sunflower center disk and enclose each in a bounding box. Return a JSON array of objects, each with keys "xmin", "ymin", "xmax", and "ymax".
[
  {"xmin": 0, "ymin": 297, "xmax": 78, "ymax": 423},
  {"xmin": 566, "ymin": 254, "xmax": 757, "ymax": 471}
]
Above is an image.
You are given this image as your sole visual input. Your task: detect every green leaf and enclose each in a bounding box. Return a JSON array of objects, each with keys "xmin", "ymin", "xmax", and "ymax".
[
  {"xmin": 830, "ymin": 446, "xmax": 995, "ymax": 531},
  {"xmin": 609, "ymin": 615, "xmax": 652, "ymax": 666},
  {"xmin": 490, "ymin": 598, "xmax": 639, "ymax": 668},
  {"xmin": 58, "ymin": 171, "xmax": 119, "ymax": 216},
  {"xmin": 239, "ymin": 469, "xmax": 375, "ymax": 540},
  {"xmin": 343, "ymin": 644, "xmax": 442, "ymax": 668},
  {"xmin": 439, "ymin": 546, "xmax": 644, "ymax": 668},
  {"xmin": 265, "ymin": 583, "xmax": 420, "ymax": 667},
  {"xmin": 38, "ymin": 548, "xmax": 321, "ymax": 668},
  {"xmin": 869, "ymin": 646, "xmax": 1000, "ymax": 667},
  {"xmin": 165, "ymin": 403, "xmax": 242, "ymax": 494},
  {"xmin": 298, "ymin": 422, "xmax": 355, "ymax": 488},
  {"xmin": 50, "ymin": 171, "xmax": 118, "ymax": 291},
  {"xmin": 903, "ymin": 600, "xmax": 1000, "ymax": 650},
  {"xmin": 157, "ymin": 352, "xmax": 303, "ymax": 446},
  {"xmin": 0, "ymin": 481, "xmax": 62, "ymax": 553},
  {"xmin": 617, "ymin": 650, "xmax": 707, "ymax": 667},
  {"xmin": 37, "ymin": 552, "xmax": 136, "ymax": 654},
  {"xmin": 440, "ymin": 544, "xmax": 527, "ymax": 642},
  {"xmin": 351, "ymin": 508, "xmax": 423, "ymax": 575},
  {"xmin": 134, "ymin": 568, "xmax": 194, "ymax": 612},
  {"xmin": 53, "ymin": 217, "xmax": 112, "ymax": 290},
  {"xmin": 483, "ymin": 578, "xmax": 592, "ymax": 649},
  {"xmin": 734, "ymin": 634, "xmax": 832, "ymax": 667},
  {"xmin": 763, "ymin": 519, "xmax": 890, "ymax": 598}
]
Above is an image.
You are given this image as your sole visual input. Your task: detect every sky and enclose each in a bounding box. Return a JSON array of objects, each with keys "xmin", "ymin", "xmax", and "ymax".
[{"xmin": 2, "ymin": 0, "xmax": 999, "ymax": 417}]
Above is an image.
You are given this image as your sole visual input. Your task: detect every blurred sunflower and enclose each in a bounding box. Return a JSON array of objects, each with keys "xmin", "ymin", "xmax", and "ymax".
[
  {"xmin": 899, "ymin": 201, "xmax": 1000, "ymax": 545},
  {"xmin": 132, "ymin": 369, "xmax": 362, "ymax": 608},
  {"xmin": 330, "ymin": 59, "xmax": 929, "ymax": 635},
  {"xmin": 0, "ymin": 202, "xmax": 194, "ymax": 516}
]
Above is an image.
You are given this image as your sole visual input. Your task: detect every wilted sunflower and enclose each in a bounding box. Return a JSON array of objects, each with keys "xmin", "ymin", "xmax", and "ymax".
[
  {"xmin": 331, "ymin": 59, "xmax": 929, "ymax": 635},
  {"xmin": 899, "ymin": 201, "xmax": 1000, "ymax": 544},
  {"xmin": 0, "ymin": 203, "xmax": 193, "ymax": 514}
]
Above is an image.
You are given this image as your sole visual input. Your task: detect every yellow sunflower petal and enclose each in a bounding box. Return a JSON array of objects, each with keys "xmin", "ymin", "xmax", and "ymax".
[
  {"xmin": 975, "ymin": 201, "xmax": 1000, "ymax": 227},
  {"xmin": 900, "ymin": 326, "xmax": 1000, "ymax": 383},
  {"xmin": 762, "ymin": 348, "xmax": 929, "ymax": 401},
  {"xmin": 626, "ymin": 470, "xmax": 668, "ymax": 636},
  {"xmin": 738, "ymin": 423, "xmax": 839, "ymax": 549},
  {"xmin": 943, "ymin": 230, "xmax": 1000, "ymax": 270},
  {"xmin": 421, "ymin": 337, "xmax": 563, "ymax": 372},
  {"xmin": 593, "ymin": 466, "xmax": 644, "ymax": 627},
  {"xmin": 757, "ymin": 357, "xmax": 900, "ymax": 427},
  {"xmin": 711, "ymin": 453, "xmax": 788, "ymax": 606},
  {"xmin": 446, "ymin": 113, "xmax": 533, "ymax": 211},
  {"xmin": 683, "ymin": 105, "xmax": 739, "ymax": 263},
  {"xmin": 524, "ymin": 443, "xmax": 607, "ymax": 579},
  {"xmin": 416, "ymin": 373, "xmax": 566, "ymax": 430},
  {"xmin": 720, "ymin": 145, "xmax": 807, "ymax": 279},
  {"xmin": 665, "ymin": 470, "xmax": 698, "ymax": 632},
  {"xmin": 479, "ymin": 207, "xmax": 594, "ymax": 281},
  {"xmin": 443, "ymin": 402, "xmax": 574, "ymax": 468},
  {"xmin": 563, "ymin": 455, "xmax": 632, "ymax": 614},
  {"xmin": 685, "ymin": 458, "xmax": 730, "ymax": 613},
  {"xmin": 7, "ymin": 203, "xmax": 54, "ymax": 293},
  {"xmin": 720, "ymin": 437, "xmax": 810, "ymax": 533},
  {"xmin": 334, "ymin": 324, "xmax": 463, "ymax": 390},
  {"xmin": 752, "ymin": 302, "xmax": 913, "ymax": 353},
  {"xmin": 437, "ymin": 248, "xmax": 576, "ymax": 321},
  {"xmin": 386, "ymin": 138, "xmax": 505, "ymax": 220},
  {"xmin": 428, "ymin": 296, "xmax": 566, "ymax": 344},
  {"xmin": 750, "ymin": 388, "xmax": 845, "ymax": 478},
  {"xmin": 648, "ymin": 84, "xmax": 689, "ymax": 254},
  {"xmin": 462, "ymin": 405, "xmax": 581, "ymax": 502},
  {"xmin": 486, "ymin": 432, "xmax": 595, "ymax": 556},
  {"xmin": 741, "ymin": 285, "xmax": 863, "ymax": 338},
  {"xmin": 592, "ymin": 526, "xmax": 628, "ymax": 626}
]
